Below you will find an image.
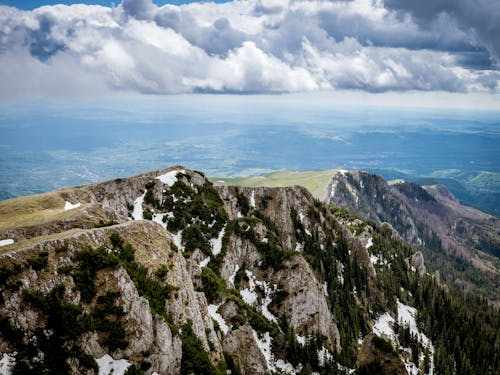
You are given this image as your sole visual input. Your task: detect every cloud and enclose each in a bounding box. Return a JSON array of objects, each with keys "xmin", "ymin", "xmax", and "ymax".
[
  {"xmin": 0, "ymin": 0, "xmax": 498, "ymax": 98},
  {"xmin": 384, "ymin": 0, "xmax": 500, "ymax": 67}
]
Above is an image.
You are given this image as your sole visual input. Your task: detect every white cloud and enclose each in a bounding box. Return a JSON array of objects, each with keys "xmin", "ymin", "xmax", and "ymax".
[{"xmin": 0, "ymin": 0, "xmax": 498, "ymax": 98}]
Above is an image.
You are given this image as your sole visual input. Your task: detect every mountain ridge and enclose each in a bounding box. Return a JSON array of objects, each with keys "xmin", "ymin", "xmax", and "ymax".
[{"xmin": 0, "ymin": 166, "xmax": 498, "ymax": 374}]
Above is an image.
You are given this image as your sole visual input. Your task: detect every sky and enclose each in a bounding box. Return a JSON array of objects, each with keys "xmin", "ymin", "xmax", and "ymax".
[{"xmin": 0, "ymin": 0, "xmax": 499, "ymax": 108}]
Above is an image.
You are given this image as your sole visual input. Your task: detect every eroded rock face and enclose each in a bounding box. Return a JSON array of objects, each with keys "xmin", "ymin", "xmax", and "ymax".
[
  {"xmin": 0, "ymin": 166, "xmax": 436, "ymax": 374},
  {"xmin": 410, "ymin": 251, "xmax": 426, "ymax": 278},
  {"xmin": 356, "ymin": 334, "xmax": 407, "ymax": 375},
  {"xmin": 273, "ymin": 257, "xmax": 340, "ymax": 350},
  {"xmin": 223, "ymin": 325, "xmax": 268, "ymax": 375}
]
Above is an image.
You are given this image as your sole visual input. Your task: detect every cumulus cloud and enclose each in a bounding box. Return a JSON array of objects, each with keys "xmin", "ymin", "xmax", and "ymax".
[{"xmin": 0, "ymin": 0, "xmax": 498, "ymax": 98}]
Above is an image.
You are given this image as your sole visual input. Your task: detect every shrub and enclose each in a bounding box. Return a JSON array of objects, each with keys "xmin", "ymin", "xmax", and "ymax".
[{"xmin": 28, "ymin": 251, "xmax": 49, "ymax": 271}]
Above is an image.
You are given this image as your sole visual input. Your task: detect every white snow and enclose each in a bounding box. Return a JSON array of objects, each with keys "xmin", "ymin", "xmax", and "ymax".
[
  {"xmin": 373, "ymin": 312, "xmax": 396, "ymax": 341},
  {"xmin": 338, "ymin": 169, "xmax": 348, "ymax": 176},
  {"xmin": 253, "ymin": 331, "xmax": 276, "ymax": 372},
  {"xmin": 0, "ymin": 353, "xmax": 15, "ymax": 375},
  {"xmin": 156, "ymin": 169, "xmax": 185, "ymax": 186},
  {"xmin": 210, "ymin": 225, "xmax": 225, "ymax": 255},
  {"xmin": 208, "ymin": 304, "xmax": 230, "ymax": 334},
  {"xmin": 296, "ymin": 335, "xmax": 306, "ymax": 346},
  {"xmin": 64, "ymin": 201, "xmax": 81, "ymax": 211},
  {"xmin": 370, "ymin": 253, "xmax": 380, "ymax": 265},
  {"xmin": 199, "ymin": 256, "xmax": 210, "ymax": 268},
  {"xmin": 295, "ymin": 242, "xmax": 304, "ymax": 252},
  {"xmin": 397, "ymin": 300, "xmax": 434, "ymax": 373},
  {"xmin": 132, "ymin": 191, "xmax": 146, "ymax": 220},
  {"xmin": 240, "ymin": 270, "xmax": 277, "ymax": 323},
  {"xmin": 275, "ymin": 359, "xmax": 297, "ymax": 374},
  {"xmin": 228, "ymin": 264, "xmax": 240, "ymax": 287},
  {"xmin": 96, "ymin": 354, "xmax": 131, "ymax": 375},
  {"xmin": 252, "ymin": 330, "xmax": 297, "ymax": 375},
  {"xmin": 240, "ymin": 270, "xmax": 258, "ymax": 305},
  {"xmin": 318, "ymin": 346, "xmax": 333, "ymax": 366},
  {"xmin": 365, "ymin": 237, "xmax": 373, "ymax": 249},
  {"xmin": 322, "ymin": 281, "xmax": 329, "ymax": 297},
  {"xmin": 0, "ymin": 239, "xmax": 14, "ymax": 247},
  {"xmin": 171, "ymin": 230, "xmax": 183, "ymax": 251},
  {"xmin": 373, "ymin": 302, "xmax": 435, "ymax": 375},
  {"xmin": 256, "ymin": 280, "xmax": 278, "ymax": 323},
  {"xmin": 152, "ymin": 213, "xmax": 166, "ymax": 228},
  {"xmin": 250, "ymin": 190, "xmax": 256, "ymax": 208}
]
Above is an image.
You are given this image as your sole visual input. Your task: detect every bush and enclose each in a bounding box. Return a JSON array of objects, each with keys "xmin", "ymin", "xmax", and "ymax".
[
  {"xmin": 372, "ymin": 335, "xmax": 393, "ymax": 353},
  {"xmin": 181, "ymin": 321, "xmax": 221, "ymax": 375},
  {"xmin": 197, "ymin": 267, "xmax": 226, "ymax": 303},
  {"xmin": 28, "ymin": 251, "xmax": 49, "ymax": 271}
]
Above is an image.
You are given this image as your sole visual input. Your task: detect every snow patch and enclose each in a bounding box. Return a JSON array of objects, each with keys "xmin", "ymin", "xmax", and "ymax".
[
  {"xmin": 152, "ymin": 213, "xmax": 166, "ymax": 228},
  {"xmin": 397, "ymin": 300, "xmax": 434, "ymax": 373},
  {"xmin": 0, "ymin": 239, "xmax": 14, "ymax": 247},
  {"xmin": 250, "ymin": 190, "xmax": 256, "ymax": 208},
  {"xmin": 228, "ymin": 264, "xmax": 240, "ymax": 287},
  {"xmin": 295, "ymin": 242, "xmax": 304, "ymax": 252},
  {"xmin": 0, "ymin": 353, "xmax": 15, "ymax": 375},
  {"xmin": 199, "ymin": 256, "xmax": 210, "ymax": 268},
  {"xmin": 171, "ymin": 230, "xmax": 183, "ymax": 251},
  {"xmin": 208, "ymin": 304, "xmax": 230, "ymax": 335},
  {"xmin": 370, "ymin": 253, "xmax": 380, "ymax": 265},
  {"xmin": 132, "ymin": 191, "xmax": 146, "ymax": 220},
  {"xmin": 296, "ymin": 335, "xmax": 306, "ymax": 346},
  {"xmin": 240, "ymin": 270, "xmax": 278, "ymax": 323},
  {"xmin": 210, "ymin": 225, "xmax": 225, "ymax": 255},
  {"xmin": 373, "ymin": 312, "xmax": 396, "ymax": 341},
  {"xmin": 318, "ymin": 346, "xmax": 333, "ymax": 366},
  {"xmin": 240, "ymin": 270, "xmax": 258, "ymax": 305},
  {"xmin": 96, "ymin": 354, "xmax": 130, "ymax": 375},
  {"xmin": 64, "ymin": 201, "xmax": 81, "ymax": 211},
  {"xmin": 365, "ymin": 237, "xmax": 373, "ymax": 249},
  {"xmin": 322, "ymin": 282, "xmax": 328, "ymax": 297},
  {"xmin": 156, "ymin": 169, "xmax": 185, "ymax": 186}
]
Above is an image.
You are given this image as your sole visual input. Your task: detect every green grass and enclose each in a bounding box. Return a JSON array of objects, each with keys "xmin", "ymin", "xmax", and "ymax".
[{"xmin": 211, "ymin": 169, "xmax": 338, "ymax": 201}]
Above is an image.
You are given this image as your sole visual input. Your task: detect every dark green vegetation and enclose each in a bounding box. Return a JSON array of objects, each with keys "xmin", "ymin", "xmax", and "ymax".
[
  {"xmin": 1, "ymin": 171, "xmax": 498, "ymax": 374},
  {"xmin": 0, "ymin": 234, "xmax": 179, "ymax": 374},
  {"xmin": 136, "ymin": 174, "xmax": 229, "ymax": 259},
  {"xmin": 291, "ymin": 200, "xmax": 500, "ymax": 373}
]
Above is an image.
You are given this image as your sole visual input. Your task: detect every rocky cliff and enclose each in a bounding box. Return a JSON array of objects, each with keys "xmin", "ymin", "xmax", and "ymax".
[
  {"xmin": 326, "ymin": 170, "xmax": 500, "ymax": 301},
  {"xmin": 0, "ymin": 167, "xmax": 498, "ymax": 374}
]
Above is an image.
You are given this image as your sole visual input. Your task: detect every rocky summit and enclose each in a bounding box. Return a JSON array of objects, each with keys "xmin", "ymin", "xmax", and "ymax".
[{"xmin": 0, "ymin": 167, "xmax": 498, "ymax": 375}]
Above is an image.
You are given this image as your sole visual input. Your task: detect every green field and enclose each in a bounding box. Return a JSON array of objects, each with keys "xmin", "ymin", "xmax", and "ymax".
[{"xmin": 211, "ymin": 169, "xmax": 337, "ymax": 201}]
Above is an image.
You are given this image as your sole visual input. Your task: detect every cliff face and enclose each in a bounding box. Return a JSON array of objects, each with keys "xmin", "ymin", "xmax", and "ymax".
[
  {"xmin": 326, "ymin": 170, "xmax": 500, "ymax": 301},
  {"xmin": 0, "ymin": 166, "xmax": 459, "ymax": 374}
]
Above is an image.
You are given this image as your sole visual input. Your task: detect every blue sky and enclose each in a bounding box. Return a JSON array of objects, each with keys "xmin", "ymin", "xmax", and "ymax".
[{"xmin": 0, "ymin": 0, "xmax": 498, "ymax": 105}]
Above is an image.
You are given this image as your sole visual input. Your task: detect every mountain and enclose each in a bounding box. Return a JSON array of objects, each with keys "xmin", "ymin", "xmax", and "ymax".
[
  {"xmin": 0, "ymin": 167, "xmax": 498, "ymax": 374},
  {"xmin": 326, "ymin": 170, "xmax": 500, "ymax": 302}
]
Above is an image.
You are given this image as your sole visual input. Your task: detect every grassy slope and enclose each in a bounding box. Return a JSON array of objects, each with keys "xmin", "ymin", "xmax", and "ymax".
[
  {"xmin": 211, "ymin": 169, "xmax": 337, "ymax": 201},
  {"xmin": 0, "ymin": 188, "xmax": 88, "ymax": 232}
]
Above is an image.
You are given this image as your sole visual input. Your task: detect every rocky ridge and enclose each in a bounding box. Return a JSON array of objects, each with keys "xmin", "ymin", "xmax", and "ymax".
[
  {"xmin": 0, "ymin": 166, "xmax": 498, "ymax": 374},
  {"xmin": 326, "ymin": 170, "xmax": 500, "ymax": 301}
]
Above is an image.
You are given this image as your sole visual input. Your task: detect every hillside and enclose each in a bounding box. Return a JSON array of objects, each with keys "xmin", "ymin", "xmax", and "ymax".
[
  {"xmin": 0, "ymin": 167, "xmax": 498, "ymax": 374},
  {"xmin": 326, "ymin": 170, "xmax": 500, "ymax": 302}
]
